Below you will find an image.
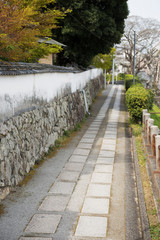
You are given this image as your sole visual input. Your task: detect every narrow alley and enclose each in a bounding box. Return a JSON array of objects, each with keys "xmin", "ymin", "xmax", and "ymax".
[{"xmin": 0, "ymin": 85, "xmax": 149, "ymax": 240}]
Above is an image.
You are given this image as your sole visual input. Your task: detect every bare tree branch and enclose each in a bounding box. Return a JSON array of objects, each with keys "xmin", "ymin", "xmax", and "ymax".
[{"xmin": 116, "ymin": 16, "xmax": 160, "ymax": 78}]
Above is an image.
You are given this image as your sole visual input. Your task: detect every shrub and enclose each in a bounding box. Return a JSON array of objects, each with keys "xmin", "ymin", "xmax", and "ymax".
[
  {"xmin": 147, "ymin": 89, "xmax": 155, "ymax": 110},
  {"xmin": 125, "ymin": 77, "xmax": 141, "ymax": 90},
  {"xmin": 106, "ymin": 74, "xmax": 112, "ymax": 82},
  {"xmin": 126, "ymin": 84, "xmax": 154, "ymax": 123},
  {"xmin": 118, "ymin": 73, "xmax": 125, "ymax": 80}
]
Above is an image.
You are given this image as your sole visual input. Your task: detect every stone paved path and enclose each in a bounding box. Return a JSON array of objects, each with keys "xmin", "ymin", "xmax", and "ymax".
[
  {"xmin": 19, "ymin": 85, "xmax": 122, "ymax": 240},
  {"xmin": 0, "ymin": 85, "xmax": 143, "ymax": 240}
]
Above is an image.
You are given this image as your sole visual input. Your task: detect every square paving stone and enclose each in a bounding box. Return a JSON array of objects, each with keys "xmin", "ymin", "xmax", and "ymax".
[
  {"xmin": 80, "ymin": 138, "xmax": 95, "ymax": 143},
  {"xmin": 75, "ymin": 216, "xmax": 107, "ymax": 237},
  {"xmin": 58, "ymin": 171, "xmax": 80, "ymax": 182},
  {"xmin": 82, "ymin": 197, "xmax": 109, "ymax": 214},
  {"xmin": 102, "ymin": 139, "xmax": 116, "ymax": 145},
  {"xmin": 110, "ymin": 118, "xmax": 119, "ymax": 122},
  {"xmin": 90, "ymin": 124, "xmax": 101, "ymax": 128},
  {"xmin": 104, "ymin": 136, "xmax": 117, "ymax": 140},
  {"xmin": 87, "ymin": 183, "xmax": 111, "ymax": 197},
  {"xmin": 106, "ymin": 126, "xmax": 117, "ymax": 129},
  {"xmin": 104, "ymin": 133, "xmax": 117, "ymax": 137},
  {"xmin": 88, "ymin": 126, "xmax": 99, "ymax": 130},
  {"xmin": 69, "ymin": 155, "xmax": 87, "ymax": 163},
  {"xmin": 83, "ymin": 134, "xmax": 96, "ymax": 139},
  {"xmin": 38, "ymin": 195, "xmax": 70, "ymax": 211},
  {"xmin": 96, "ymin": 157, "xmax": 114, "ymax": 165},
  {"xmin": 77, "ymin": 143, "xmax": 92, "ymax": 149},
  {"xmin": 94, "ymin": 165, "xmax": 113, "ymax": 173},
  {"xmin": 64, "ymin": 162, "xmax": 84, "ymax": 172},
  {"xmin": 106, "ymin": 125, "xmax": 117, "ymax": 129},
  {"xmin": 107, "ymin": 122, "xmax": 117, "ymax": 125},
  {"xmin": 73, "ymin": 148, "xmax": 90, "ymax": 156},
  {"xmin": 20, "ymin": 237, "xmax": 52, "ymax": 240},
  {"xmin": 101, "ymin": 144, "xmax": 116, "ymax": 151},
  {"xmin": 104, "ymin": 131, "xmax": 117, "ymax": 136},
  {"xmin": 92, "ymin": 120, "xmax": 102, "ymax": 122},
  {"xmin": 99, "ymin": 150, "xmax": 115, "ymax": 158},
  {"xmin": 104, "ymin": 131, "xmax": 117, "ymax": 135},
  {"xmin": 91, "ymin": 172, "xmax": 112, "ymax": 184},
  {"xmin": 107, "ymin": 122, "xmax": 118, "ymax": 129},
  {"xmin": 25, "ymin": 214, "xmax": 61, "ymax": 233},
  {"xmin": 85, "ymin": 130, "xmax": 98, "ymax": 134},
  {"xmin": 49, "ymin": 182, "xmax": 75, "ymax": 195},
  {"xmin": 110, "ymin": 116, "xmax": 118, "ymax": 120}
]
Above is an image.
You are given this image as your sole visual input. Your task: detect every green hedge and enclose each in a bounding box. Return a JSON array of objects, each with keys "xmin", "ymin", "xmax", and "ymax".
[
  {"xmin": 126, "ymin": 84, "xmax": 154, "ymax": 122},
  {"xmin": 125, "ymin": 79, "xmax": 142, "ymax": 90}
]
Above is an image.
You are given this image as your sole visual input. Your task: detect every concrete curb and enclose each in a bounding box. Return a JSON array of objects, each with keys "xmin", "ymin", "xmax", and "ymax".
[{"xmin": 132, "ymin": 135, "xmax": 151, "ymax": 240}]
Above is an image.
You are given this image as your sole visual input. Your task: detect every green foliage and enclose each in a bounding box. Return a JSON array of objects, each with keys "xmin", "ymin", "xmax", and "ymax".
[
  {"xmin": 124, "ymin": 74, "xmax": 141, "ymax": 90},
  {"xmin": 150, "ymin": 224, "xmax": 160, "ymax": 240},
  {"xmin": 147, "ymin": 89, "xmax": 155, "ymax": 110},
  {"xmin": 118, "ymin": 73, "xmax": 125, "ymax": 80},
  {"xmin": 0, "ymin": 0, "xmax": 66, "ymax": 62},
  {"xmin": 126, "ymin": 85, "xmax": 154, "ymax": 123},
  {"xmin": 150, "ymin": 104, "xmax": 160, "ymax": 128},
  {"xmin": 131, "ymin": 123, "xmax": 142, "ymax": 137},
  {"xmin": 54, "ymin": 0, "xmax": 129, "ymax": 67},
  {"xmin": 106, "ymin": 74, "xmax": 112, "ymax": 82},
  {"xmin": 55, "ymin": 139, "xmax": 61, "ymax": 148},
  {"xmin": 27, "ymin": 43, "xmax": 62, "ymax": 63},
  {"xmin": 63, "ymin": 130, "xmax": 70, "ymax": 137},
  {"xmin": 73, "ymin": 123, "xmax": 81, "ymax": 132},
  {"xmin": 92, "ymin": 48, "xmax": 116, "ymax": 72}
]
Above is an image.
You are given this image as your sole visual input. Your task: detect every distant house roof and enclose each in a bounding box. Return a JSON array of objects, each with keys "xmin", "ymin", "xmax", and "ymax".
[{"xmin": 38, "ymin": 37, "xmax": 66, "ymax": 47}]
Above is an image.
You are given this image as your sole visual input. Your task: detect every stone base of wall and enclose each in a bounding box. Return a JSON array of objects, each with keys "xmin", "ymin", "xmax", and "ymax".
[
  {"xmin": 0, "ymin": 75, "xmax": 104, "ymax": 189},
  {"xmin": 0, "ymin": 187, "xmax": 11, "ymax": 201}
]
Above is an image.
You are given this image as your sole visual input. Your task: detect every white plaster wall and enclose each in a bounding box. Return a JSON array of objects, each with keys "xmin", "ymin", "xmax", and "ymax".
[{"xmin": 0, "ymin": 68, "xmax": 102, "ymax": 121}]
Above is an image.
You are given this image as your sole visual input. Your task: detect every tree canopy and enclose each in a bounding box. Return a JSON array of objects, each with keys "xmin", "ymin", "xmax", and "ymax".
[
  {"xmin": 92, "ymin": 48, "xmax": 116, "ymax": 72},
  {"xmin": 0, "ymin": 0, "xmax": 67, "ymax": 62},
  {"xmin": 54, "ymin": 0, "xmax": 129, "ymax": 68}
]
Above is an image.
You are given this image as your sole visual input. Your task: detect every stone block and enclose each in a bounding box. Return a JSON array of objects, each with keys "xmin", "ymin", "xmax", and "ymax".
[
  {"xmin": 73, "ymin": 148, "xmax": 90, "ymax": 156},
  {"xmin": 20, "ymin": 237, "xmax": 52, "ymax": 240},
  {"xmin": 101, "ymin": 144, "xmax": 116, "ymax": 151},
  {"xmin": 150, "ymin": 125, "xmax": 159, "ymax": 145},
  {"xmin": 102, "ymin": 139, "xmax": 116, "ymax": 145},
  {"xmin": 94, "ymin": 164, "xmax": 113, "ymax": 173},
  {"xmin": 49, "ymin": 182, "xmax": 75, "ymax": 195},
  {"xmin": 155, "ymin": 135, "xmax": 160, "ymax": 169},
  {"xmin": 58, "ymin": 171, "xmax": 80, "ymax": 182},
  {"xmin": 96, "ymin": 157, "xmax": 114, "ymax": 165},
  {"xmin": 142, "ymin": 109, "xmax": 148, "ymax": 124},
  {"xmin": 64, "ymin": 162, "xmax": 84, "ymax": 172},
  {"xmin": 69, "ymin": 155, "xmax": 87, "ymax": 163},
  {"xmin": 77, "ymin": 143, "xmax": 92, "ymax": 149},
  {"xmin": 82, "ymin": 133, "xmax": 96, "ymax": 139},
  {"xmin": 80, "ymin": 138, "xmax": 95, "ymax": 143},
  {"xmin": 91, "ymin": 172, "xmax": 112, "ymax": 184},
  {"xmin": 25, "ymin": 214, "xmax": 61, "ymax": 233},
  {"xmin": 38, "ymin": 195, "xmax": 70, "ymax": 211},
  {"xmin": 82, "ymin": 197, "xmax": 109, "ymax": 214},
  {"xmin": 99, "ymin": 150, "xmax": 115, "ymax": 158},
  {"xmin": 75, "ymin": 216, "xmax": 107, "ymax": 237},
  {"xmin": 87, "ymin": 183, "xmax": 111, "ymax": 197}
]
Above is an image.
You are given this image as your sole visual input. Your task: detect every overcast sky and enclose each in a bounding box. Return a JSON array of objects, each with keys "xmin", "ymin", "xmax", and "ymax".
[{"xmin": 128, "ymin": 0, "xmax": 160, "ymax": 21}]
